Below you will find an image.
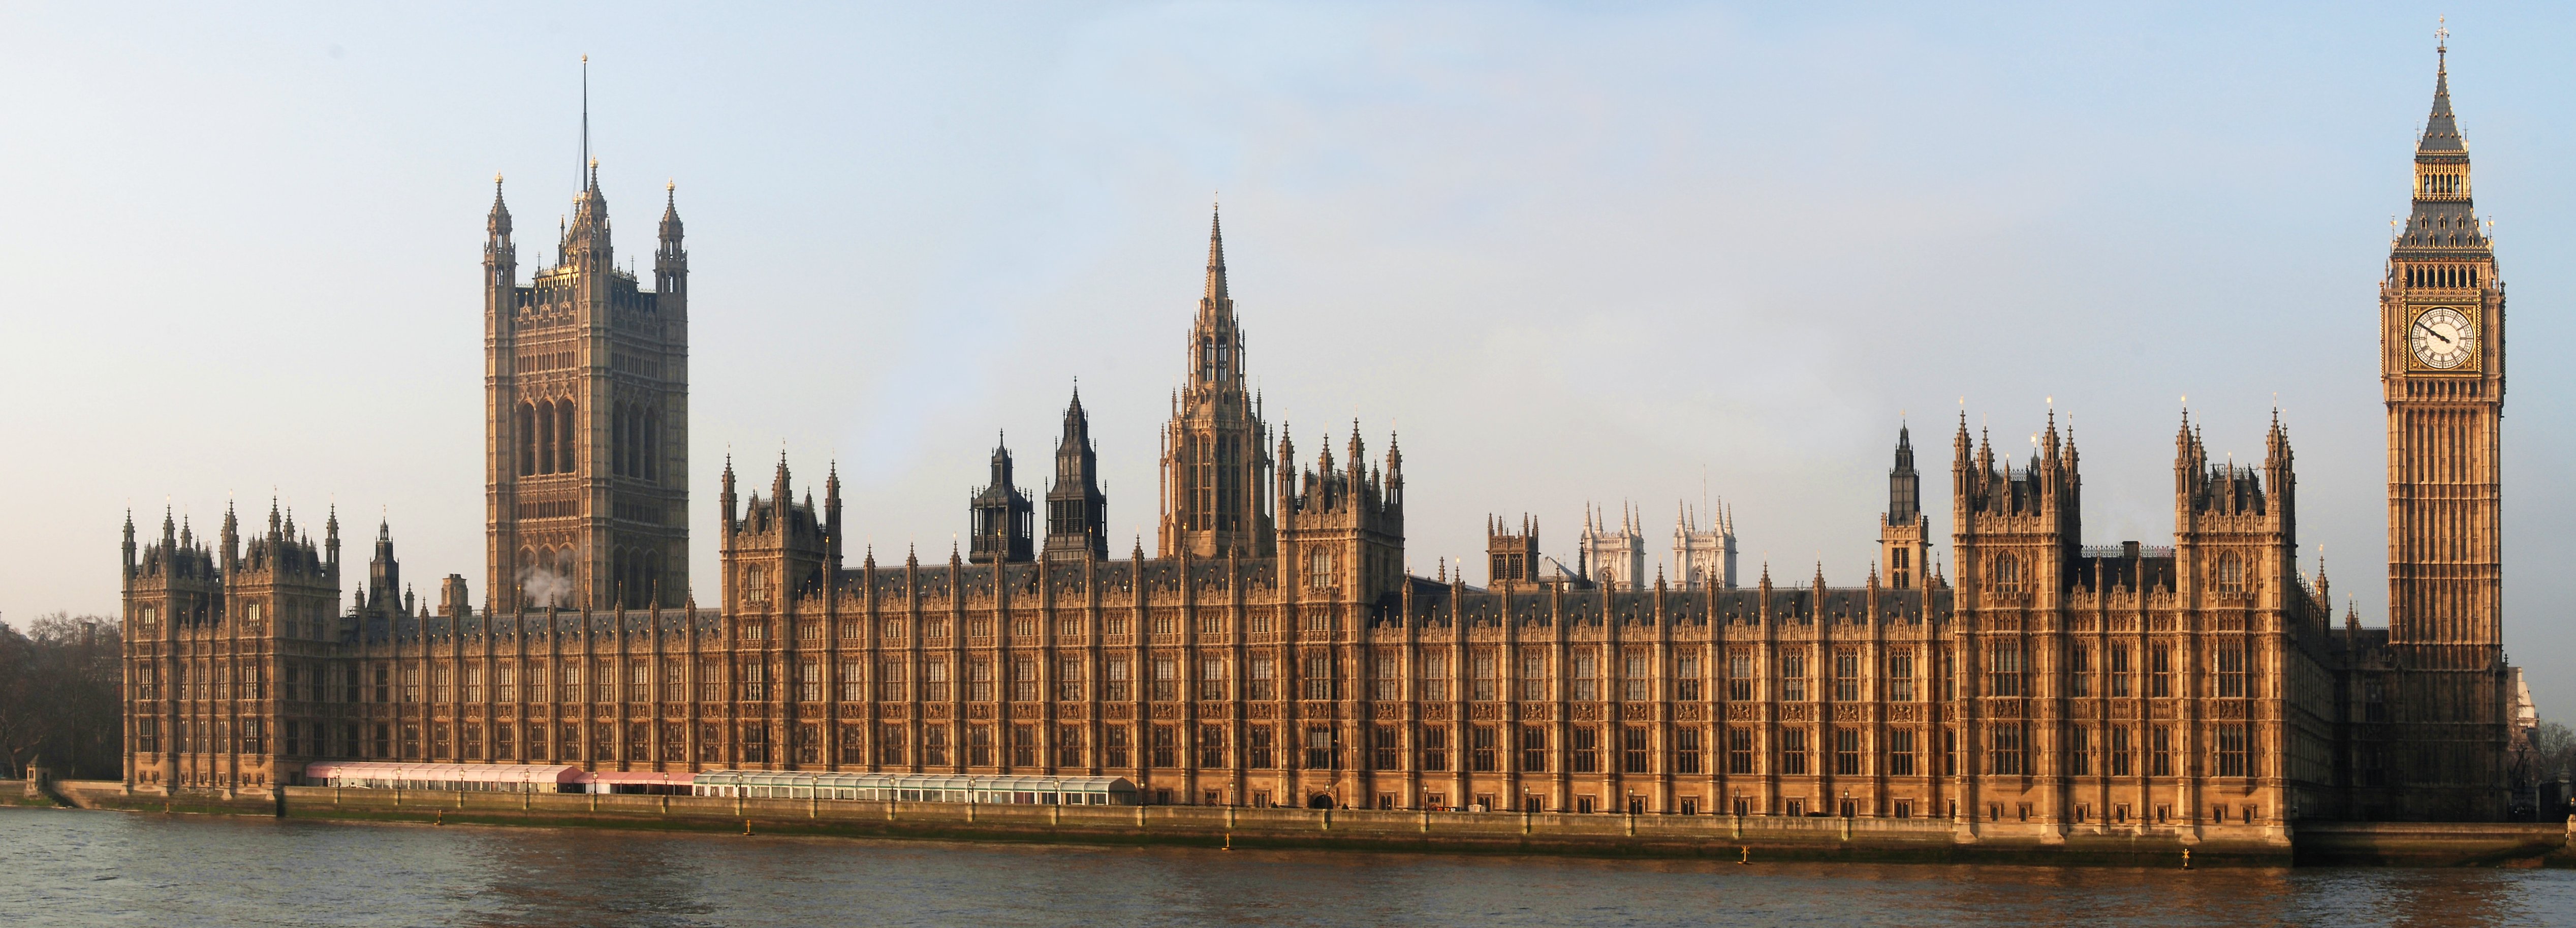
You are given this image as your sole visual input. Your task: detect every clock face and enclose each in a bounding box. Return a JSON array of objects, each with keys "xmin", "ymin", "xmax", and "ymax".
[{"xmin": 2410, "ymin": 306, "xmax": 2475, "ymax": 369}]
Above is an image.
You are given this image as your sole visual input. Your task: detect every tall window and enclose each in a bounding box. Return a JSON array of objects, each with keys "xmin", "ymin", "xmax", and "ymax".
[
  {"xmin": 1372, "ymin": 725, "xmax": 1400, "ymax": 770},
  {"xmin": 1727, "ymin": 650, "xmax": 1753, "ymax": 701},
  {"xmin": 1726, "ymin": 727, "xmax": 1755, "ymax": 775},
  {"xmin": 403, "ymin": 666, "xmax": 421, "ymax": 703},
  {"xmin": 2111, "ymin": 726, "xmax": 2134, "ymax": 776},
  {"xmin": 2214, "ymin": 551, "xmax": 2245, "ymax": 594},
  {"xmin": 970, "ymin": 659, "xmax": 995, "ymax": 702},
  {"xmin": 2216, "ymin": 724, "xmax": 2249, "ymax": 777},
  {"xmin": 1571, "ymin": 726, "xmax": 1600, "ymax": 772},
  {"xmin": 556, "ymin": 400, "xmax": 577, "ymax": 472},
  {"xmin": 1624, "ymin": 650, "xmax": 1652, "ymax": 702},
  {"xmin": 463, "ymin": 665, "xmax": 483, "ymax": 703},
  {"xmin": 968, "ymin": 725, "xmax": 995, "ymax": 766},
  {"xmin": 1302, "ymin": 655, "xmax": 1334, "ymax": 700},
  {"xmin": 1420, "ymin": 726, "xmax": 1449, "ymax": 771},
  {"xmin": 1153, "ymin": 725, "xmax": 1179, "ymax": 767},
  {"xmin": 1471, "ymin": 651, "xmax": 1499, "ymax": 701},
  {"xmin": 1420, "ymin": 652, "xmax": 1451, "ymax": 701},
  {"xmin": 1519, "ymin": 725, "xmax": 1548, "ymax": 772},
  {"xmin": 877, "ymin": 725, "xmax": 907, "ymax": 766},
  {"xmin": 740, "ymin": 662, "xmax": 766, "ymax": 701},
  {"xmin": 665, "ymin": 661, "xmax": 686, "ymax": 702},
  {"xmin": 1200, "ymin": 725, "xmax": 1230, "ymax": 768},
  {"xmin": 1673, "ymin": 727, "xmax": 1702, "ymax": 774},
  {"xmin": 1674, "ymin": 651, "xmax": 1701, "ymax": 701},
  {"xmin": 1057, "ymin": 725, "xmax": 1085, "ymax": 767},
  {"xmin": 2215, "ymin": 644, "xmax": 2247, "ymax": 698},
  {"xmin": 1990, "ymin": 724, "xmax": 2024, "ymax": 776},
  {"xmin": 1992, "ymin": 553, "xmax": 2022, "ymax": 594},
  {"xmin": 1623, "ymin": 725, "xmax": 1651, "ymax": 774},
  {"xmin": 1012, "ymin": 724, "xmax": 1036, "ymax": 767},
  {"xmin": 2149, "ymin": 725, "xmax": 2174, "ymax": 777},
  {"xmin": 1248, "ymin": 656, "xmax": 1275, "ymax": 700},
  {"xmin": 1248, "ymin": 725, "xmax": 1275, "ymax": 768},
  {"xmin": 2110, "ymin": 646, "xmax": 2133, "ymax": 697},
  {"xmin": 1834, "ymin": 728, "xmax": 1862, "ymax": 776},
  {"xmin": 1305, "ymin": 726, "xmax": 1336, "ymax": 769},
  {"xmin": 798, "ymin": 661, "xmax": 821, "ymax": 702},
  {"xmin": 1889, "ymin": 729, "xmax": 1916, "ymax": 776},
  {"xmin": 1013, "ymin": 657, "xmax": 1039, "ymax": 702},
  {"xmin": 1780, "ymin": 651, "xmax": 1806, "ymax": 702},
  {"xmin": 1203, "ymin": 657, "xmax": 1230, "ymax": 701},
  {"xmin": 1988, "ymin": 642, "xmax": 2023, "ymax": 698},
  {"xmin": 1105, "ymin": 658, "xmax": 1130, "ymax": 701},
  {"xmin": 1518, "ymin": 653, "xmax": 1547, "ymax": 701},
  {"xmin": 1833, "ymin": 649, "xmax": 1861, "ymax": 702},
  {"xmin": 925, "ymin": 661, "xmax": 951, "ymax": 701},
  {"xmin": 1058, "ymin": 657, "xmax": 1085, "ymax": 701},
  {"xmin": 1571, "ymin": 651, "xmax": 1599, "ymax": 701},
  {"xmin": 1105, "ymin": 726, "xmax": 1130, "ymax": 768},
  {"xmin": 1780, "ymin": 729, "xmax": 1808, "ymax": 775},
  {"xmin": 1154, "ymin": 657, "xmax": 1180, "ymax": 701},
  {"xmin": 876, "ymin": 659, "xmax": 906, "ymax": 701},
  {"xmin": 1888, "ymin": 649, "xmax": 1915, "ymax": 702},
  {"xmin": 2068, "ymin": 726, "xmax": 2093, "ymax": 776},
  {"xmin": 1471, "ymin": 725, "xmax": 1498, "ymax": 772},
  {"xmin": 837, "ymin": 661, "xmax": 863, "ymax": 702},
  {"xmin": 2148, "ymin": 647, "xmax": 2173, "ymax": 698},
  {"xmin": 1370, "ymin": 655, "xmax": 1400, "ymax": 701},
  {"xmin": 2070, "ymin": 646, "xmax": 2093, "ymax": 698},
  {"xmin": 517, "ymin": 403, "xmax": 537, "ymax": 476},
  {"xmin": 1306, "ymin": 546, "xmax": 1334, "ymax": 591}
]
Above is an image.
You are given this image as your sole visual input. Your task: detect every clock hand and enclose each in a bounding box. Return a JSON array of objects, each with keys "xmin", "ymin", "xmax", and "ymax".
[{"xmin": 2414, "ymin": 320, "xmax": 2453, "ymax": 346}]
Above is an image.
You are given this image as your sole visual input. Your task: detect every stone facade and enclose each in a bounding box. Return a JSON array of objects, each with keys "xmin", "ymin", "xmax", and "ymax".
[{"xmin": 118, "ymin": 49, "xmax": 2514, "ymax": 826}]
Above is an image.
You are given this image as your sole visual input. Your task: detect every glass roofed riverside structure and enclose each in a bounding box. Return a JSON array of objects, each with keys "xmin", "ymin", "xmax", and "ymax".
[
  {"xmin": 113, "ymin": 40, "xmax": 2530, "ymax": 851},
  {"xmin": 690, "ymin": 771, "xmax": 1139, "ymax": 806}
]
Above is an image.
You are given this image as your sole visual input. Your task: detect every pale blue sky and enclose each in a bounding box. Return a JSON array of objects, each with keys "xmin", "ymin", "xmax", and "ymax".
[{"xmin": 3, "ymin": 3, "xmax": 2569, "ymax": 719}]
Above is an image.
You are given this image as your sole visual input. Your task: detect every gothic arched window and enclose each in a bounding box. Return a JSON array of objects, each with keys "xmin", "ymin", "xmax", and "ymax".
[
  {"xmin": 1992, "ymin": 553, "xmax": 2022, "ymax": 595},
  {"xmin": 611, "ymin": 401, "xmax": 629, "ymax": 477},
  {"xmin": 517, "ymin": 404, "xmax": 537, "ymax": 477},
  {"xmin": 2215, "ymin": 551, "xmax": 2245, "ymax": 595},
  {"xmin": 1306, "ymin": 546, "xmax": 1334, "ymax": 591},
  {"xmin": 535, "ymin": 400, "xmax": 556, "ymax": 475},
  {"xmin": 557, "ymin": 400, "xmax": 578, "ymax": 473}
]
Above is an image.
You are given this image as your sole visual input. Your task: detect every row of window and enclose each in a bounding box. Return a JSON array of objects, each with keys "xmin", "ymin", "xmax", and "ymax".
[
  {"xmin": 148, "ymin": 717, "xmax": 2253, "ymax": 782},
  {"xmin": 138, "ymin": 641, "xmax": 2262, "ymax": 706}
]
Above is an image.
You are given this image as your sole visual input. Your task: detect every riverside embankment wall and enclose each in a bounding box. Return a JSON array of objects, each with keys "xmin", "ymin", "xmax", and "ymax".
[{"xmin": 21, "ymin": 780, "xmax": 2573, "ymax": 868}]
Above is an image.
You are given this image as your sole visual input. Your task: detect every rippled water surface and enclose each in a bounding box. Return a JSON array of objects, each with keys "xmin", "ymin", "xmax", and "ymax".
[{"xmin": 2, "ymin": 808, "xmax": 2570, "ymax": 926}]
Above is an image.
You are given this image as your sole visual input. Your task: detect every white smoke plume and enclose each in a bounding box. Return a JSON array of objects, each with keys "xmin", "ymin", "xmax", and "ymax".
[{"xmin": 518, "ymin": 564, "xmax": 576, "ymax": 608}]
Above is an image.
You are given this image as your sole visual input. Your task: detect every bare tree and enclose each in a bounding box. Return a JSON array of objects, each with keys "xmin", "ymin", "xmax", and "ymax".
[{"xmin": 0, "ymin": 613, "xmax": 122, "ymax": 780}]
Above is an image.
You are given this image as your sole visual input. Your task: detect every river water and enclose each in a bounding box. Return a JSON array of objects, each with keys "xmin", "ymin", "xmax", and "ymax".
[{"xmin": 1, "ymin": 808, "xmax": 2568, "ymax": 927}]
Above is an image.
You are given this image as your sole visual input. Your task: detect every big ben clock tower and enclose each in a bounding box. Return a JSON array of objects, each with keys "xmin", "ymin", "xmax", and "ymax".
[{"xmin": 2379, "ymin": 32, "xmax": 2507, "ymax": 817}]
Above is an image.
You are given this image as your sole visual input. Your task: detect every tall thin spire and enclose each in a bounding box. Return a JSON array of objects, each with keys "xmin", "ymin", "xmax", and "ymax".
[
  {"xmin": 1203, "ymin": 201, "xmax": 1230, "ymax": 308},
  {"xmin": 2419, "ymin": 23, "xmax": 2463, "ymax": 155}
]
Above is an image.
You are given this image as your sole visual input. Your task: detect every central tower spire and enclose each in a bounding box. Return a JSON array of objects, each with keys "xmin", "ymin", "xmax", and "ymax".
[{"xmin": 1161, "ymin": 205, "xmax": 1273, "ymax": 558}]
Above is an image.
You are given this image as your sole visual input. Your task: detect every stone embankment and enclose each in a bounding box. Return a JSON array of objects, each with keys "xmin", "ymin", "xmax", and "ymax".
[{"xmin": 17, "ymin": 780, "xmax": 2572, "ymax": 868}]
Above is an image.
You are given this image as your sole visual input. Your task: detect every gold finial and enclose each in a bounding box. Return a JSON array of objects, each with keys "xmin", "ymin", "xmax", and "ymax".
[
  {"xmin": 2435, "ymin": 17, "xmax": 2448, "ymax": 53},
  {"xmin": 667, "ymin": 178, "xmax": 675, "ymax": 192}
]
